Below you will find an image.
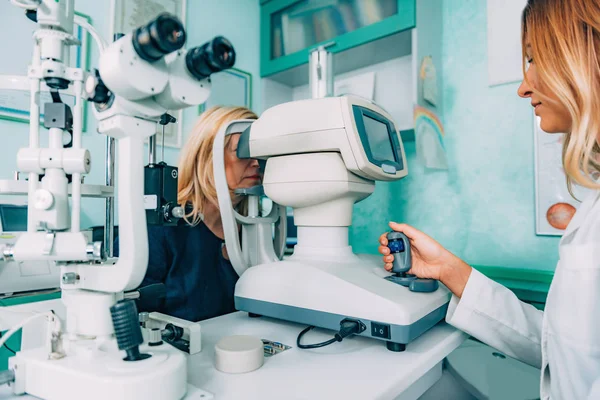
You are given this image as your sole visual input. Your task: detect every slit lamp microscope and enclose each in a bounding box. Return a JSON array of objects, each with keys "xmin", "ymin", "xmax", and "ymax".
[{"xmin": 0, "ymin": 0, "xmax": 235, "ymax": 398}]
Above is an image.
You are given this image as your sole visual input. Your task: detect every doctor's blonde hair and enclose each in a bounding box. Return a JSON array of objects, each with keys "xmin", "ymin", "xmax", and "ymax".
[
  {"xmin": 178, "ymin": 105, "xmax": 258, "ymax": 226},
  {"xmin": 522, "ymin": 0, "xmax": 600, "ymax": 193}
]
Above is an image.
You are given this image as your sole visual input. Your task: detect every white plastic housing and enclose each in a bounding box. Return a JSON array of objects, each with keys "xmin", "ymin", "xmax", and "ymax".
[
  {"xmin": 9, "ymin": 341, "xmax": 187, "ymax": 400},
  {"xmin": 147, "ymin": 312, "xmax": 202, "ymax": 355},
  {"xmin": 37, "ymin": 0, "xmax": 74, "ymax": 34},
  {"xmin": 99, "ymin": 34, "xmax": 169, "ymax": 101},
  {"xmin": 235, "ymin": 251, "xmax": 451, "ymax": 326},
  {"xmin": 61, "ymin": 115, "xmax": 154, "ymax": 292},
  {"xmin": 36, "ymin": 170, "xmax": 69, "ymax": 230},
  {"xmin": 155, "ymin": 50, "xmax": 212, "ymax": 110},
  {"xmin": 246, "ymin": 95, "xmax": 408, "ymax": 182},
  {"xmin": 41, "ymin": 50, "xmax": 67, "ymax": 69},
  {"xmin": 264, "ymin": 153, "xmax": 374, "ymax": 227},
  {"xmin": 18, "ymin": 148, "xmax": 91, "ymax": 174},
  {"xmin": 12, "ymin": 232, "xmax": 88, "ymax": 261},
  {"xmin": 62, "ymin": 290, "xmax": 116, "ymax": 337},
  {"xmin": 212, "ymin": 119, "xmax": 284, "ymax": 277},
  {"xmin": 99, "ymin": 96, "xmax": 169, "ymax": 122}
]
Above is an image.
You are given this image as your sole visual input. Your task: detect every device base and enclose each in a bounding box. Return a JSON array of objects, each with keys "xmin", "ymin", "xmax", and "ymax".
[
  {"xmin": 385, "ymin": 274, "xmax": 417, "ymax": 287},
  {"xmin": 386, "ymin": 341, "xmax": 406, "ymax": 352},
  {"xmin": 9, "ymin": 341, "xmax": 193, "ymax": 400},
  {"xmin": 236, "ymin": 297, "xmax": 448, "ymax": 348},
  {"xmin": 385, "ymin": 275, "xmax": 440, "ymax": 293}
]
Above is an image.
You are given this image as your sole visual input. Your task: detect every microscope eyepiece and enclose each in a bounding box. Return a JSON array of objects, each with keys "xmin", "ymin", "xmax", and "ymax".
[
  {"xmin": 185, "ymin": 36, "xmax": 236, "ymax": 80},
  {"xmin": 133, "ymin": 13, "xmax": 186, "ymax": 62}
]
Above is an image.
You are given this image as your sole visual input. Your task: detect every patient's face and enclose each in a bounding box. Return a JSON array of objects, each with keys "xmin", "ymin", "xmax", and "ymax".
[{"xmin": 224, "ymin": 134, "xmax": 262, "ymax": 192}]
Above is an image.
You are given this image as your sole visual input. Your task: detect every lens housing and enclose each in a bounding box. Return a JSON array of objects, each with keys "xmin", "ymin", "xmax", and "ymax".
[
  {"xmin": 185, "ymin": 36, "xmax": 236, "ymax": 80},
  {"xmin": 132, "ymin": 13, "xmax": 186, "ymax": 62}
]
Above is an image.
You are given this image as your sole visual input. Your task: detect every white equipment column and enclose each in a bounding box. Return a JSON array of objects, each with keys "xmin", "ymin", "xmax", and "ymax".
[{"xmin": 309, "ymin": 45, "xmax": 334, "ymax": 99}]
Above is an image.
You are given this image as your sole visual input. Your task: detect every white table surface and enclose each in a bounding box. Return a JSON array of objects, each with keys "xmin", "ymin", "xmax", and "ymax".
[
  {"xmin": 0, "ymin": 308, "xmax": 468, "ymax": 400},
  {"xmin": 187, "ymin": 312, "xmax": 468, "ymax": 399}
]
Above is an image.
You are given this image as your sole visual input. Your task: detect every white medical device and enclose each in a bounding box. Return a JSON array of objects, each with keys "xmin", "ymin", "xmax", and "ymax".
[
  {"xmin": 0, "ymin": 1, "xmax": 234, "ymax": 398},
  {"xmin": 0, "ymin": 200, "xmax": 61, "ymax": 296},
  {"xmin": 212, "ymin": 119, "xmax": 287, "ymax": 278},
  {"xmin": 216, "ymin": 96, "xmax": 451, "ymax": 351}
]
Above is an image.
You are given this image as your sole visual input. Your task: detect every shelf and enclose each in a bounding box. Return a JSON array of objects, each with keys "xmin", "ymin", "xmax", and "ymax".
[
  {"xmin": 0, "ymin": 180, "xmax": 114, "ymax": 198},
  {"xmin": 265, "ymin": 29, "xmax": 412, "ymax": 87}
]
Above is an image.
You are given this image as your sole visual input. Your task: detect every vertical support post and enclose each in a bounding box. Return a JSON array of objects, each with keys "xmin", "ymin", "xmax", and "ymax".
[
  {"xmin": 28, "ymin": 41, "xmax": 42, "ymax": 232},
  {"xmin": 104, "ymin": 137, "xmax": 115, "ymax": 258},
  {"xmin": 104, "ymin": 33, "xmax": 125, "ymax": 258},
  {"xmin": 71, "ymin": 79, "xmax": 83, "ymax": 232},
  {"xmin": 149, "ymin": 135, "xmax": 157, "ymax": 165},
  {"xmin": 309, "ymin": 45, "xmax": 334, "ymax": 99}
]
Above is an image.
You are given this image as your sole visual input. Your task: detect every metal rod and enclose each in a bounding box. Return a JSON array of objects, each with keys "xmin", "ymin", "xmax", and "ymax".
[
  {"xmin": 104, "ymin": 136, "xmax": 116, "ymax": 258},
  {"xmin": 149, "ymin": 134, "xmax": 157, "ymax": 165},
  {"xmin": 309, "ymin": 45, "xmax": 334, "ymax": 99},
  {"xmin": 161, "ymin": 125, "xmax": 165, "ymax": 162},
  {"xmin": 103, "ymin": 33, "xmax": 120, "ymax": 259},
  {"xmin": 0, "ymin": 369, "xmax": 15, "ymax": 386},
  {"xmin": 71, "ymin": 80, "xmax": 83, "ymax": 232},
  {"xmin": 27, "ymin": 40, "xmax": 41, "ymax": 232}
]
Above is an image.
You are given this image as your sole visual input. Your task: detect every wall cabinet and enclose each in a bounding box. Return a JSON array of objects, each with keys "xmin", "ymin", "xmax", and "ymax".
[
  {"xmin": 261, "ymin": 0, "xmax": 416, "ymax": 78},
  {"xmin": 260, "ymin": 0, "xmax": 443, "ymax": 137}
]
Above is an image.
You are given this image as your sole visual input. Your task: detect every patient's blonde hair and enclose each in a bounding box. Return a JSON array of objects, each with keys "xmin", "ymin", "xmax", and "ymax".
[
  {"xmin": 522, "ymin": 0, "xmax": 600, "ymax": 194},
  {"xmin": 178, "ymin": 106, "xmax": 258, "ymax": 225}
]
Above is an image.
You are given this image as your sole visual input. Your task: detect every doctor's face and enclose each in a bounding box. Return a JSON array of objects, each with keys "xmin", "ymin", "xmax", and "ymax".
[
  {"xmin": 517, "ymin": 39, "xmax": 572, "ymax": 134},
  {"xmin": 224, "ymin": 133, "xmax": 262, "ymax": 193}
]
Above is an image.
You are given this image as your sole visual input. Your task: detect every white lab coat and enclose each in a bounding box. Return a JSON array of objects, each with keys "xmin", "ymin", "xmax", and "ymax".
[{"xmin": 446, "ymin": 190, "xmax": 600, "ymax": 400}]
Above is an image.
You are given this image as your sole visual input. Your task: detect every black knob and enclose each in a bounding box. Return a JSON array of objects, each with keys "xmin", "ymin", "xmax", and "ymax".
[
  {"xmin": 135, "ymin": 283, "xmax": 167, "ymax": 312},
  {"xmin": 162, "ymin": 323, "xmax": 184, "ymax": 341},
  {"xmin": 159, "ymin": 113, "xmax": 177, "ymax": 125},
  {"xmin": 45, "ymin": 77, "xmax": 69, "ymax": 90},
  {"xmin": 25, "ymin": 9, "xmax": 37, "ymax": 23},
  {"xmin": 85, "ymin": 69, "xmax": 112, "ymax": 105},
  {"xmin": 110, "ymin": 300, "xmax": 151, "ymax": 361}
]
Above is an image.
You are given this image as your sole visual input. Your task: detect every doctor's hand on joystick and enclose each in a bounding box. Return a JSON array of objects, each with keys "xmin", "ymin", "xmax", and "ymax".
[{"xmin": 379, "ymin": 222, "xmax": 453, "ymax": 293}]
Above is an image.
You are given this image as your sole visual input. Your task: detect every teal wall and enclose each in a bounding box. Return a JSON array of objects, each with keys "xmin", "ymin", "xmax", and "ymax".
[
  {"xmin": 0, "ymin": 0, "xmax": 260, "ymax": 228},
  {"xmin": 187, "ymin": 0, "xmax": 261, "ymax": 113},
  {"xmin": 351, "ymin": 0, "xmax": 560, "ymax": 271}
]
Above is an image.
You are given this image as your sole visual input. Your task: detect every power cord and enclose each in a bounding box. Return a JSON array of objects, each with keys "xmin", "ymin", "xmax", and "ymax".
[
  {"xmin": 297, "ymin": 319, "xmax": 366, "ymax": 349},
  {"xmin": 0, "ymin": 311, "xmax": 60, "ymax": 353},
  {"xmin": 0, "ymin": 332, "xmax": 16, "ymax": 355},
  {"xmin": 0, "ymin": 299, "xmax": 15, "ymax": 354}
]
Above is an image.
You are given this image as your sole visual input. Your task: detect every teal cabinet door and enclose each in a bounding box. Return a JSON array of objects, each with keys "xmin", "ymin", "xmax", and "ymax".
[{"xmin": 261, "ymin": 0, "xmax": 416, "ymax": 77}]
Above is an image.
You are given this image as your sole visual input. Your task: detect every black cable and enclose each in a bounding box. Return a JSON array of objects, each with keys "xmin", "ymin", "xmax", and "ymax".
[
  {"xmin": 0, "ymin": 299, "xmax": 16, "ymax": 354},
  {"xmin": 0, "ymin": 332, "xmax": 16, "ymax": 355},
  {"xmin": 297, "ymin": 326, "xmax": 339, "ymax": 349},
  {"xmin": 50, "ymin": 89, "xmax": 62, "ymax": 103},
  {"xmin": 297, "ymin": 319, "xmax": 366, "ymax": 350}
]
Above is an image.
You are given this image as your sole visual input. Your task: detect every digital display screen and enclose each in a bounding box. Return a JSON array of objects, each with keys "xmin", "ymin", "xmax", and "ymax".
[
  {"xmin": 0, "ymin": 206, "xmax": 28, "ymax": 232},
  {"xmin": 363, "ymin": 115, "xmax": 395, "ymax": 162}
]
